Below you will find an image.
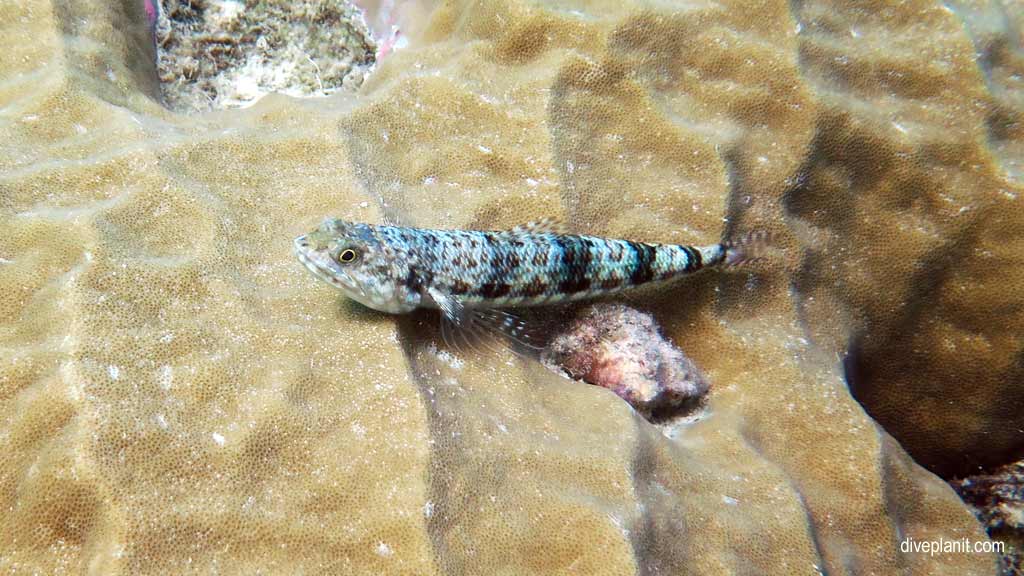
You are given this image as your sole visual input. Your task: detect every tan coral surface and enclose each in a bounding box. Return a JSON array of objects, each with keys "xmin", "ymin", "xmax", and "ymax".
[{"xmin": 0, "ymin": 0, "xmax": 1018, "ymax": 574}]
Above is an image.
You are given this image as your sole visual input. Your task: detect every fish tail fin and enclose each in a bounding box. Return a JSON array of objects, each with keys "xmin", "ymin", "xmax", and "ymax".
[{"xmin": 721, "ymin": 230, "xmax": 771, "ymax": 267}]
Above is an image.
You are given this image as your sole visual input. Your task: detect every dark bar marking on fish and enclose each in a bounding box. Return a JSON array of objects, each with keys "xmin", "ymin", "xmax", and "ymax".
[
  {"xmin": 629, "ymin": 241, "xmax": 656, "ymax": 285},
  {"xmin": 520, "ymin": 280, "xmax": 548, "ymax": 298},
  {"xmin": 478, "ymin": 232, "xmax": 512, "ymax": 299},
  {"xmin": 600, "ymin": 277, "xmax": 623, "ymax": 290},
  {"xmin": 405, "ymin": 267, "xmax": 424, "ymax": 292},
  {"xmin": 552, "ymin": 237, "xmax": 582, "ymax": 294},
  {"xmin": 683, "ymin": 245, "xmax": 702, "ymax": 272},
  {"xmin": 479, "ymin": 282, "xmax": 512, "ymax": 299},
  {"xmin": 561, "ymin": 237, "xmax": 593, "ymax": 294}
]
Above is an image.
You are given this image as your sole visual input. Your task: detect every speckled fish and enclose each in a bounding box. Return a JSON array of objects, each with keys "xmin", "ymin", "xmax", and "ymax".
[{"xmin": 294, "ymin": 218, "xmax": 761, "ymax": 350}]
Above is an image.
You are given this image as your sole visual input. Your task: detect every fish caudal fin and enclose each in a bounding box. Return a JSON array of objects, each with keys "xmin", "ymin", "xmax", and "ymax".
[{"xmin": 722, "ymin": 230, "xmax": 771, "ymax": 267}]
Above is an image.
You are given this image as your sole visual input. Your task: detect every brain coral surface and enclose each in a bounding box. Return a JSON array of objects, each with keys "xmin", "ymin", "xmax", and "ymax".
[{"xmin": 0, "ymin": 0, "xmax": 1020, "ymax": 574}]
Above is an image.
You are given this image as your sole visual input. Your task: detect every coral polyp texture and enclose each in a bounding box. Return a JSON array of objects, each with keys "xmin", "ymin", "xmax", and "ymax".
[
  {"xmin": 543, "ymin": 304, "xmax": 709, "ymax": 420},
  {"xmin": 0, "ymin": 0, "xmax": 1019, "ymax": 573}
]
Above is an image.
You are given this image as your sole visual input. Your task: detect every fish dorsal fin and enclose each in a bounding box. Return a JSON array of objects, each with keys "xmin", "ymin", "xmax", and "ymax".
[{"xmin": 509, "ymin": 217, "xmax": 568, "ymax": 235}]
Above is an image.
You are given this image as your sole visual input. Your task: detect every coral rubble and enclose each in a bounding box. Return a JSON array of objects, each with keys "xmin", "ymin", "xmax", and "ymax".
[
  {"xmin": 156, "ymin": 0, "xmax": 376, "ymax": 112},
  {"xmin": 543, "ymin": 304, "xmax": 709, "ymax": 420},
  {"xmin": 954, "ymin": 460, "xmax": 1024, "ymax": 575}
]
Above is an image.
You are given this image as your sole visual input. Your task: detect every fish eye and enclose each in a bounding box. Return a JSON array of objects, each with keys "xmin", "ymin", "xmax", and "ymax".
[{"xmin": 337, "ymin": 248, "xmax": 359, "ymax": 264}]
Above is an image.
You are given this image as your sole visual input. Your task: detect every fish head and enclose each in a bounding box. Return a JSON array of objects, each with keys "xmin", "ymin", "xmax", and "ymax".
[{"xmin": 294, "ymin": 219, "xmax": 420, "ymax": 313}]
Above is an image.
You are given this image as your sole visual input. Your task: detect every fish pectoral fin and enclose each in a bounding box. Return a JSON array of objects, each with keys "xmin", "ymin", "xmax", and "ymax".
[
  {"xmin": 508, "ymin": 217, "xmax": 569, "ymax": 235},
  {"xmin": 430, "ymin": 288, "xmax": 465, "ymax": 325},
  {"xmin": 430, "ymin": 289, "xmax": 543, "ymax": 357},
  {"xmin": 468, "ymin": 308, "xmax": 544, "ymax": 354}
]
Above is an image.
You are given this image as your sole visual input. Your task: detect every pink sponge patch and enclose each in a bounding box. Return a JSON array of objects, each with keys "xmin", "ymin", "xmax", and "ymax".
[
  {"xmin": 144, "ymin": 0, "xmax": 156, "ymax": 27},
  {"xmin": 543, "ymin": 304, "xmax": 709, "ymax": 420}
]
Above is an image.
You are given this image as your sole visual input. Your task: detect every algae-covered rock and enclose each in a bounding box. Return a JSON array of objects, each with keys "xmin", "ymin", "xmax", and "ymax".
[{"xmin": 1, "ymin": 0, "xmax": 1018, "ymax": 573}]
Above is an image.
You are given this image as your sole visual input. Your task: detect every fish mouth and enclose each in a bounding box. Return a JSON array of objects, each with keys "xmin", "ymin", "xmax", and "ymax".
[
  {"xmin": 293, "ymin": 235, "xmax": 342, "ymax": 287},
  {"xmin": 292, "ymin": 235, "xmax": 368, "ymax": 300}
]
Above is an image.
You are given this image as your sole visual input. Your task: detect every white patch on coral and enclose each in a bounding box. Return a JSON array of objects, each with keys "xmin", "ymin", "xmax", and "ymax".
[
  {"xmin": 62, "ymin": 362, "xmax": 82, "ymax": 401},
  {"xmin": 108, "ymin": 365, "xmax": 120, "ymax": 380},
  {"xmin": 212, "ymin": 432, "xmax": 226, "ymax": 446},
  {"xmin": 606, "ymin": 513, "xmax": 630, "ymax": 538},
  {"xmin": 158, "ymin": 365, "xmax": 173, "ymax": 390},
  {"xmin": 426, "ymin": 343, "xmax": 464, "ymax": 370},
  {"xmin": 375, "ymin": 542, "xmax": 393, "ymax": 557},
  {"xmin": 213, "ymin": 0, "xmax": 244, "ymax": 25}
]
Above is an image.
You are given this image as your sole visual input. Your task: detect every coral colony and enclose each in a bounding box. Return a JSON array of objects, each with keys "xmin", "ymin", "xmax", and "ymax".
[{"xmin": 0, "ymin": 0, "xmax": 1018, "ymax": 572}]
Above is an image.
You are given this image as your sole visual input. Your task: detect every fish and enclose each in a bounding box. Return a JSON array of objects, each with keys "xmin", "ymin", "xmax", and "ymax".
[{"xmin": 293, "ymin": 218, "xmax": 763, "ymax": 352}]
